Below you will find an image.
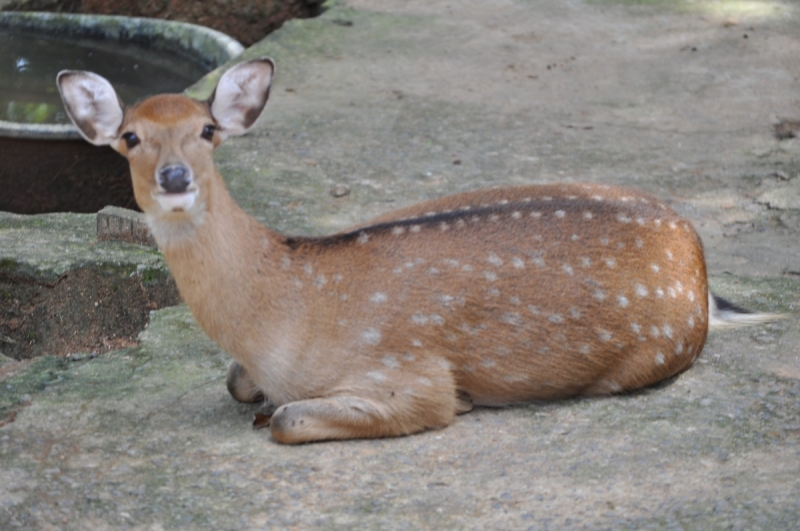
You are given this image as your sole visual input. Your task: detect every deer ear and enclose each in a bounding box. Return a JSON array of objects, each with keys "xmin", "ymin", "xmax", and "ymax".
[
  {"xmin": 209, "ymin": 58, "xmax": 274, "ymax": 140},
  {"xmin": 57, "ymin": 70, "xmax": 124, "ymax": 146}
]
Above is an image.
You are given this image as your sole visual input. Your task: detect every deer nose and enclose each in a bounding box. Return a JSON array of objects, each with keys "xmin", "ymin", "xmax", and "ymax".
[{"xmin": 158, "ymin": 164, "xmax": 192, "ymax": 194}]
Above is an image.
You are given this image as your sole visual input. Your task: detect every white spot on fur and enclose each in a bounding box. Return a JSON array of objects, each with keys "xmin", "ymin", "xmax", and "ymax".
[
  {"xmin": 668, "ymin": 287, "xmax": 677, "ymax": 298},
  {"xmin": 688, "ymin": 291, "xmax": 695, "ymax": 302},
  {"xmin": 489, "ymin": 214, "xmax": 500, "ymax": 222},
  {"xmin": 605, "ymin": 258, "xmax": 616, "ymax": 268},
  {"xmin": 651, "ymin": 264, "xmax": 660, "ymax": 273},
  {"xmin": 411, "ymin": 339, "xmax": 423, "ymax": 348},
  {"xmin": 687, "ymin": 315, "xmax": 695, "ymax": 328},
  {"xmin": 370, "ymin": 292, "xmax": 387, "ymax": 304},
  {"xmin": 361, "ymin": 328, "xmax": 382, "ymax": 345},
  {"xmin": 675, "ymin": 342, "xmax": 684, "ymax": 355},
  {"xmin": 656, "ymin": 288, "xmax": 664, "ymax": 298},
  {"xmin": 403, "ymin": 352, "xmax": 416, "ymax": 361},
  {"xmin": 635, "ymin": 284, "xmax": 649, "ymax": 297},
  {"xmin": 631, "ymin": 323, "xmax": 641, "ymax": 334},
  {"xmin": 583, "ymin": 211, "xmax": 593, "ymax": 220},
  {"xmin": 528, "ymin": 305, "xmax": 540, "ymax": 315},
  {"xmin": 484, "ymin": 271, "xmax": 498, "ymax": 282},
  {"xmin": 462, "ymin": 264, "xmax": 474, "ymax": 272},
  {"xmin": 392, "ymin": 226, "xmax": 405, "ymax": 235},
  {"xmin": 569, "ymin": 308, "xmax": 581, "ymax": 319},
  {"xmin": 532, "ymin": 257, "xmax": 546, "ymax": 268},
  {"xmin": 562, "ymin": 264, "xmax": 575, "ymax": 276},
  {"xmin": 281, "ymin": 257, "xmax": 291, "ymax": 269},
  {"xmin": 581, "ymin": 257, "xmax": 592, "ymax": 268},
  {"xmin": 314, "ymin": 275, "xmax": 327, "ymax": 288},
  {"xmin": 381, "ymin": 355, "xmax": 400, "ymax": 369},
  {"xmin": 662, "ymin": 324, "xmax": 673, "ymax": 339},
  {"xmin": 411, "ymin": 314, "xmax": 428, "ymax": 326},
  {"xmin": 650, "ymin": 325, "xmax": 660, "ymax": 338},
  {"xmin": 410, "ymin": 225, "xmax": 421, "ymax": 233},
  {"xmin": 428, "ymin": 267, "xmax": 440, "ymax": 275},
  {"xmin": 511, "ymin": 257, "xmax": 525, "ymax": 269},
  {"xmin": 416, "ymin": 377, "xmax": 432, "ymax": 386},
  {"xmin": 303, "ymin": 264, "xmax": 313, "ymax": 276},
  {"xmin": 600, "ymin": 237, "xmax": 610, "ymax": 246},
  {"xmin": 597, "ymin": 329, "xmax": 612, "ymax": 341},
  {"xmin": 555, "ymin": 210, "xmax": 566, "ymax": 218},
  {"xmin": 617, "ymin": 295, "xmax": 629, "ymax": 308},
  {"xmin": 357, "ymin": 232, "xmax": 369, "ymax": 245},
  {"xmin": 332, "ymin": 274, "xmax": 343, "ymax": 283},
  {"xmin": 512, "ymin": 211, "xmax": 522, "ymax": 220},
  {"xmin": 593, "ymin": 289, "xmax": 606, "ymax": 302},
  {"xmin": 635, "ymin": 238, "xmax": 644, "ymax": 249},
  {"xmin": 440, "ymin": 222, "xmax": 450, "ymax": 231},
  {"xmin": 617, "ymin": 214, "xmax": 632, "ymax": 223},
  {"xmin": 367, "ymin": 371, "xmax": 386, "ymax": 382},
  {"xmin": 530, "ymin": 211, "xmax": 542, "ymax": 218},
  {"xmin": 488, "ymin": 254, "xmax": 503, "ymax": 266},
  {"xmin": 503, "ymin": 313, "xmax": 524, "ymax": 326},
  {"xmin": 509, "ymin": 296, "xmax": 521, "ymax": 306},
  {"xmin": 578, "ymin": 344, "xmax": 591, "ymax": 355},
  {"xmin": 655, "ymin": 352, "xmax": 665, "ymax": 365},
  {"xmin": 549, "ymin": 314, "xmax": 564, "ymax": 324}
]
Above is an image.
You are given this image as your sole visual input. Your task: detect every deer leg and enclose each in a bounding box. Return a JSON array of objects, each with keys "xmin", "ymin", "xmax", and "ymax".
[
  {"xmin": 270, "ymin": 358, "xmax": 460, "ymax": 443},
  {"xmin": 270, "ymin": 394, "xmax": 455, "ymax": 444},
  {"xmin": 226, "ymin": 361, "xmax": 265, "ymax": 404}
]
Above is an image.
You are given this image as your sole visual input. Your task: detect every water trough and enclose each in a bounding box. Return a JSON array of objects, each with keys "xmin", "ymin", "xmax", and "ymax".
[{"xmin": 0, "ymin": 11, "xmax": 243, "ymax": 214}]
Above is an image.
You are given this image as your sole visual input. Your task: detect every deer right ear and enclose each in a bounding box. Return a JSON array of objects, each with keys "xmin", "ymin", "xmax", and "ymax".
[
  {"xmin": 209, "ymin": 58, "xmax": 274, "ymax": 140},
  {"xmin": 57, "ymin": 70, "xmax": 124, "ymax": 146}
]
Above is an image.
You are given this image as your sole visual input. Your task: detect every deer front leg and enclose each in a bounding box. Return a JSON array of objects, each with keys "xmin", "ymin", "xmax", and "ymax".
[
  {"xmin": 270, "ymin": 357, "xmax": 461, "ymax": 443},
  {"xmin": 226, "ymin": 361, "xmax": 265, "ymax": 404}
]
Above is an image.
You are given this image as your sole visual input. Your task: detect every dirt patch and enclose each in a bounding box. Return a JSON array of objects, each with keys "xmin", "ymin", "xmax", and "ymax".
[
  {"xmin": 0, "ymin": 137, "xmax": 136, "ymax": 215},
  {"xmin": 3, "ymin": 0, "xmax": 323, "ymax": 46},
  {"xmin": 0, "ymin": 265, "xmax": 179, "ymax": 360}
]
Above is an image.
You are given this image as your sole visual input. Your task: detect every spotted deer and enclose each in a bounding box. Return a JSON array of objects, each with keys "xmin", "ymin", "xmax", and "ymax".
[{"xmin": 57, "ymin": 58, "xmax": 779, "ymax": 444}]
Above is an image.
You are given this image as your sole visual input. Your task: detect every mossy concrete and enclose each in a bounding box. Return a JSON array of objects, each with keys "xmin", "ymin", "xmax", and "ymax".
[{"xmin": 1, "ymin": 0, "xmax": 800, "ymax": 529}]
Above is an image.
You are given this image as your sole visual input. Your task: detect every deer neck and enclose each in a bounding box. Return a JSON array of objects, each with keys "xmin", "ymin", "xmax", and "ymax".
[{"xmin": 146, "ymin": 174, "xmax": 291, "ymax": 356}]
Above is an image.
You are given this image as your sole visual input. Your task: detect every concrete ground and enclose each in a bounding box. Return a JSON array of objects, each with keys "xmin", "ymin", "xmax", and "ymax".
[{"xmin": 1, "ymin": 0, "xmax": 799, "ymax": 529}]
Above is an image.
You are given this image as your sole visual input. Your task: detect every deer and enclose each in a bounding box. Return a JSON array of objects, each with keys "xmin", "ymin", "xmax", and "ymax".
[{"xmin": 57, "ymin": 58, "xmax": 781, "ymax": 444}]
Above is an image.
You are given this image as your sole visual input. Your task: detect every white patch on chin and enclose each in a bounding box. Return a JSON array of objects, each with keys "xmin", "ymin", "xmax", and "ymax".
[{"xmin": 155, "ymin": 191, "xmax": 197, "ymax": 212}]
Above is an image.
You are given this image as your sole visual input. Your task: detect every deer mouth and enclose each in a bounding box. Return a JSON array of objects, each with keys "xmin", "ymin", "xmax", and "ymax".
[{"xmin": 153, "ymin": 187, "xmax": 198, "ymax": 213}]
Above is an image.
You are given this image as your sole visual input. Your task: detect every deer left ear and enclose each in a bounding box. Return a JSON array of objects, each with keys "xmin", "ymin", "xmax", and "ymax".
[
  {"xmin": 209, "ymin": 58, "xmax": 274, "ymax": 140},
  {"xmin": 57, "ymin": 70, "xmax": 124, "ymax": 146}
]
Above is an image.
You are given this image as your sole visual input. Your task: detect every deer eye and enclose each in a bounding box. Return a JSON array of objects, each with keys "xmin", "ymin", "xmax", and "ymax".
[
  {"xmin": 121, "ymin": 132, "xmax": 140, "ymax": 149},
  {"xmin": 201, "ymin": 124, "xmax": 216, "ymax": 141}
]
